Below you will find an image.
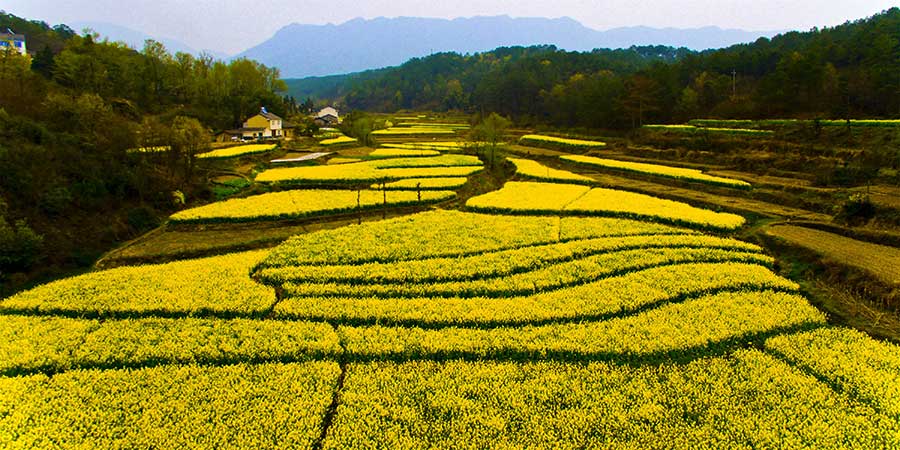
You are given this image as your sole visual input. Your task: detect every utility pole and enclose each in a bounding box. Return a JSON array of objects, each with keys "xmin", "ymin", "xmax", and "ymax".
[{"xmin": 731, "ymin": 69, "xmax": 736, "ymax": 100}]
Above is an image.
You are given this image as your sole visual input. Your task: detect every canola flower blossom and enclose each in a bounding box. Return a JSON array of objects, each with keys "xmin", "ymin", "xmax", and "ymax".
[
  {"xmin": 372, "ymin": 177, "xmax": 469, "ymax": 190},
  {"xmin": 0, "ymin": 362, "xmax": 341, "ymax": 449},
  {"xmin": 561, "ymin": 154, "xmax": 751, "ymax": 189},
  {"xmin": 465, "ymin": 182, "xmax": 746, "ymax": 230},
  {"xmin": 319, "ymin": 135, "xmax": 358, "ymax": 147},
  {"xmin": 255, "ymin": 155, "xmax": 482, "ymax": 184},
  {"xmin": 3, "ymin": 178, "xmax": 898, "ymax": 447},
  {"xmin": 196, "ymin": 144, "xmax": 277, "ymax": 159},
  {"xmin": 372, "ymin": 127, "xmax": 458, "ymax": 135},
  {"xmin": 368, "ymin": 148, "xmax": 441, "ymax": 158},
  {"xmin": 381, "ymin": 142, "xmax": 470, "ymax": 151},
  {"xmin": 509, "ymin": 157, "xmax": 594, "ymax": 184},
  {"xmin": 519, "ymin": 134, "xmax": 606, "ymax": 150},
  {"xmin": 169, "ymin": 189, "xmax": 456, "ymax": 223}
]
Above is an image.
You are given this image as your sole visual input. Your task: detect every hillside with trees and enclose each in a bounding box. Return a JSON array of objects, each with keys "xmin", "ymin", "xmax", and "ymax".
[
  {"xmin": 330, "ymin": 8, "xmax": 900, "ymax": 127},
  {"xmin": 0, "ymin": 13, "xmax": 289, "ymax": 293}
]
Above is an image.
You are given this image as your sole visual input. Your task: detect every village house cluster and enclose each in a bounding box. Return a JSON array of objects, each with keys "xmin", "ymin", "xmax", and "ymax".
[{"xmin": 218, "ymin": 106, "xmax": 340, "ymax": 142}]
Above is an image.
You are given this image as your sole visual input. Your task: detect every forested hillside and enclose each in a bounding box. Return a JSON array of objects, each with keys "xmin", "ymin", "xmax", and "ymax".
[
  {"xmin": 0, "ymin": 13, "xmax": 288, "ymax": 293},
  {"xmin": 336, "ymin": 8, "xmax": 900, "ymax": 127}
]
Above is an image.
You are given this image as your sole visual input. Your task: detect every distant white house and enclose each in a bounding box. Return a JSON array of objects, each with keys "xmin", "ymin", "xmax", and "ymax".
[
  {"xmin": 0, "ymin": 29, "xmax": 26, "ymax": 55},
  {"xmin": 219, "ymin": 107, "xmax": 296, "ymax": 141},
  {"xmin": 314, "ymin": 107, "xmax": 340, "ymax": 126}
]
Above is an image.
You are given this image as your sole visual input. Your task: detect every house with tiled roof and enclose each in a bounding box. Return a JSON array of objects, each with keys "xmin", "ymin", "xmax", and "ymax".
[
  {"xmin": 0, "ymin": 28, "xmax": 26, "ymax": 55},
  {"xmin": 314, "ymin": 107, "xmax": 340, "ymax": 126},
  {"xmin": 220, "ymin": 107, "xmax": 296, "ymax": 141}
]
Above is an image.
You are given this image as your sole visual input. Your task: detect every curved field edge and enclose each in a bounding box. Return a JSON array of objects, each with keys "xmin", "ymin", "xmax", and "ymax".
[
  {"xmin": 255, "ymin": 234, "xmax": 764, "ymax": 285},
  {"xmin": 254, "ymin": 211, "xmax": 692, "ymax": 268},
  {"xmin": 278, "ymin": 247, "xmax": 774, "ymax": 299}
]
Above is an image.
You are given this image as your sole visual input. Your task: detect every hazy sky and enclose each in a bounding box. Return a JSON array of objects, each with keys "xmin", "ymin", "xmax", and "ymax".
[{"xmin": 4, "ymin": 0, "xmax": 896, "ymax": 54}]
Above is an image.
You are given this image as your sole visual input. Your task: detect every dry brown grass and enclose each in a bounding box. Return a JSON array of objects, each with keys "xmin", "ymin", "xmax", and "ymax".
[
  {"xmin": 810, "ymin": 279, "xmax": 900, "ymax": 341},
  {"xmin": 766, "ymin": 225, "xmax": 900, "ymax": 286},
  {"xmin": 334, "ymin": 146, "xmax": 373, "ymax": 158},
  {"xmin": 707, "ymin": 169, "xmax": 814, "ymax": 189},
  {"xmin": 97, "ymin": 225, "xmax": 308, "ymax": 267},
  {"xmin": 504, "ymin": 144, "xmax": 568, "ymax": 157},
  {"xmin": 851, "ymin": 185, "xmax": 900, "ymax": 210}
]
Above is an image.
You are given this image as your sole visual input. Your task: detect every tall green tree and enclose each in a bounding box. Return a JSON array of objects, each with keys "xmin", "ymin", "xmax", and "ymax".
[
  {"xmin": 169, "ymin": 116, "xmax": 210, "ymax": 185},
  {"xmin": 470, "ymin": 112, "xmax": 511, "ymax": 167}
]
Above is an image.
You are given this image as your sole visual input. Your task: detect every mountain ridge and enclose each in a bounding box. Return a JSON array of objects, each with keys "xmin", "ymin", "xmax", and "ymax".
[{"xmin": 237, "ymin": 16, "xmax": 781, "ymax": 77}]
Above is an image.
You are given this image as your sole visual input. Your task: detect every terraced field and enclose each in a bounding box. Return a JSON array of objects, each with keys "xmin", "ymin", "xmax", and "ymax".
[
  {"xmin": 466, "ymin": 181, "xmax": 746, "ymax": 230},
  {"xmin": 169, "ymin": 189, "xmax": 456, "ymax": 223},
  {"xmin": 561, "ymin": 154, "xmax": 751, "ymax": 189},
  {"xmin": 766, "ymin": 224, "xmax": 900, "ymax": 285},
  {"xmin": 3, "ymin": 205, "xmax": 899, "ymax": 447},
  {"xmin": 380, "ymin": 141, "xmax": 468, "ymax": 151},
  {"xmin": 3, "ymin": 152, "xmax": 898, "ymax": 448},
  {"xmin": 509, "ymin": 157, "xmax": 594, "ymax": 184},
  {"xmin": 255, "ymin": 154, "xmax": 483, "ymax": 185},
  {"xmin": 196, "ymin": 143, "xmax": 278, "ymax": 159},
  {"xmin": 519, "ymin": 134, "xmax": 607, "ymax": 151}
]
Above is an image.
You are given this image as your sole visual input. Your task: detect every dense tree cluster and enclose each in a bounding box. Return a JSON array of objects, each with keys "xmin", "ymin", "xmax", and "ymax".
[
  {"xmin": 0, "ymin": 14, "xmax": 288, "ymax": 286},
  {"xmin": 340, "ymin": 8, "xmax": 900, "ymax": 127}
]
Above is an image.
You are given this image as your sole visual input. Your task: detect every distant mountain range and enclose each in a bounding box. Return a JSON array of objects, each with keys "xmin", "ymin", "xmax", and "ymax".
[
  {"xmin": 71, "ymin": 21, "xmax": 230, "ymax": 59},
  {"xmin": 69, "ymin": 16, "xmax": 782, "ymax": 78},
  {"xmin": 237, "ymin": 16, "xmax": 782, "ymax": 78}
]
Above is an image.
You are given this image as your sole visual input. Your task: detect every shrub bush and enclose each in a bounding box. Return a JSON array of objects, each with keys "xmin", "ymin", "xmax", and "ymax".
[
  {"xmin": 834, "ymin": 193, "xmax": 876, "ymax": 225},
  {"xmin": 0, "ymin": 217, "xmax": 44, "ymax": 272}
]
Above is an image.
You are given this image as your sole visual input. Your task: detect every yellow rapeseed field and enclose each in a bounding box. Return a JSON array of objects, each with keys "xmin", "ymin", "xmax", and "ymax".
[
  {"xmin": 255, "ymin": 210, "xmax": 682, "ymax": 267},
  {"xmin": 373, "ymin": 177, "xmax": 469, "ymax": 190},
  {"xmin": 372, "ymin": 127, "xmax": 457, "ymax": 135},
  {"xmin": 255, "ymin": 155, "xmax": 482, "ymax": 184},
  {"xmin": 319, "ymin": 135, "xmax": 358, "ymax": 146},
  {"xmin": 368, "ymin": 148, "xmax": 441, "ymax": 158},
  {"xmin": 3, "ymin": 165, "xmax": 898, "ymax": 447},
  {"xmin": 169, "ymin": 189, "xmax": 456, "ymax": 223},
  {"xmin": 566, "ymin": 187, "xmax": 746, "ymax": 230},
  {"xmin": 324, "ymin": 352, "xmax": 897, "ymax": 448},
  {"xmin": 465, "ymin": 181, "xmax": 746, "ymax": 230},
  {"xmin": 0, "ymin": 362, "xmax": 340, "ymax": 449},
  {"xmin": 196, "ymin": 143, "xmax": 277, "ymax": 159},
  {"xmin": 281, "ymin": 247, "xmax": 771, "ymax": 298},
  {"xmin": 273, "ymin": 262, "xmax": 797, "ymax": 325},
  {"xmin": 381, "ymin": 141, "xmax": 468, "ymax": 151},
  {"xmin": 509, "ymin": 157, "xmax": 594, "ymax": 183},
  {"xmin": 519, "ymin": 134, "xmax": 606, "ymax": 150},
  {"xmin": 257, "ymin": 234, "xmax": 763, "ymax": 285},
  {"xmin": 0, "ymin": 250, "xmax": 274, "ymax": 316},
  {"xmin": 561, "ymin": 154, "xmax": 751, "ymax": 188},
  {"xmin": 0, "ymin": 316, "xmax": 340, "ymax": 374}
]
